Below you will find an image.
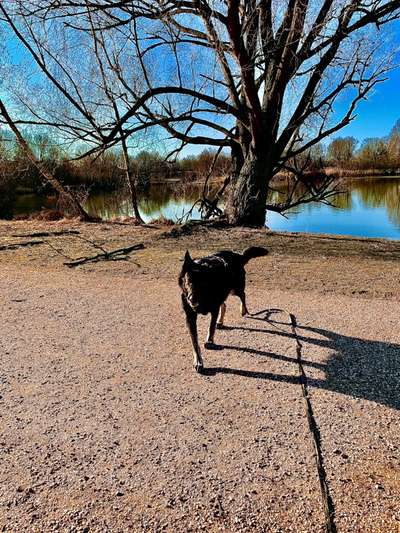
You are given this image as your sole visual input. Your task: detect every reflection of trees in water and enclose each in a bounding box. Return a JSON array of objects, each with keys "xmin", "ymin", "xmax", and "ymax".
[
  {"xmin": 12, "ymin": 178, "xmax": 400, "ymax": 230},
  {"xmin": 138, "ymin": 183, "xmax": 203, "ymax": 215},
  {"xmin": 266, "ymin": 178, "xmax": 400, "ymax": 226},
  {"xmin": 85, "ymin": 191, "xmax": 132, "ymax": 219},
  {"xmin": 266, "ymin": 180, "xmax": 353, "ymax": 213},
  {"xmin": 350, "ymin": 179, "xmax": 400, "ymax": 226},
  {"xmin": 12, "ymin": 193, "xmax": 52, "ymax": 217},
  {"xmin": 85, "ymin": 183, "xmax": 206, "ymax": 219}
]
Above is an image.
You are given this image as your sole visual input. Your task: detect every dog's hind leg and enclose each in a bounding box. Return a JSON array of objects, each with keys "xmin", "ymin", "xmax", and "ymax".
[
  {"xmin": 205, "ymin": 308, "xmax": 219, "ymax": 349},
  {"xmin": 181, "ymin": 295, "xmax": 204, "ymax": 373},
  {"xmin": 238, "ymin": 292, "xmax": 249, "ymax": 316},
  {"xmin": 216, "ymin": 302, "xmax": 226, "ymax": 329},
  {"xmin": 232, "ymin": 274, "xmax": 249, "ymax": 316}
]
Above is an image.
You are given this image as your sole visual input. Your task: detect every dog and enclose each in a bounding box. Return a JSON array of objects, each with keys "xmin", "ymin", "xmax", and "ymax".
[{"xmin": 179, "ymin": 246, "xmax": 269, "ymax": 373}]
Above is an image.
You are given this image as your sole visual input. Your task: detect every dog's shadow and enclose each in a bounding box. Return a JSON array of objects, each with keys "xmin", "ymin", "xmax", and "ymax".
[{"xmin": 204, "ymin": 308, "xmax": 400, "ymax": 411}]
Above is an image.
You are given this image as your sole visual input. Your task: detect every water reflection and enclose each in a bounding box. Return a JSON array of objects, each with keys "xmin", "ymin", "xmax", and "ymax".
[
  {"xmin": 12, "ymin": 177, "xmax": 400, "ymax": 239},
  {"xmin": 85, "ymin": 183, "xmax": 204, "ymax": 221},
  {"xmin": 267, "ymin": 177, "xmax": 400, "ymax": 239},
  {"xmin": 352, "ymin": 178, "xmax": 400, "ymax": 228}
]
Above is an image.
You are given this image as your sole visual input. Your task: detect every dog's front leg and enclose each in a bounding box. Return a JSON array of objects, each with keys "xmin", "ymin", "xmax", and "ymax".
[
  {"xmin": 205, "ymin": 308, "xmax": 219, "ymax": 349},
  {"xmin": 182, "ymin": 295, "xmax": 204, "ymax": 373}
]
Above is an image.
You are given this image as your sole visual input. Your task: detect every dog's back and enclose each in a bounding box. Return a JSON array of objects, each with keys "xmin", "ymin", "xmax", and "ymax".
[{"xmin": 179, "ymin": 247, "xmax": 268, "ymax": 315}]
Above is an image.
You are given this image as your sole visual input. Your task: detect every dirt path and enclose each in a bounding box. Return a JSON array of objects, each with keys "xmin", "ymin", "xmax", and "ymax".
[{"xmin": 0, "ymin": 221, "xmax": 399, "ymax": 532}]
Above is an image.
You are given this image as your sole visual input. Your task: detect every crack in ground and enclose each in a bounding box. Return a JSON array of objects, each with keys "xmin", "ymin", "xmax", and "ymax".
[{"xmin": 289, "ymin": 313, "xmax": 337, "ymax": 533}]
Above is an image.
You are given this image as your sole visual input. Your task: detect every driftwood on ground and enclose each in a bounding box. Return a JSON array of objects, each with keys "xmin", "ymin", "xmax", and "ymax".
[
  {"xmin": 11, "ymin": 230, "xmax": 81, "ymax": 238},
  {"xmin": 64, "ymin": 243, "xmax": 144, "ymax": 267},
  {"xmin": 0, "ymin": 240, "xmax": 44, "ymax": 251}
]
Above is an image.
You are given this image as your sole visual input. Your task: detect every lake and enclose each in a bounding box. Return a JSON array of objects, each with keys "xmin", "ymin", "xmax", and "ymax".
[{"xmin": 13, "ymin": 176, "xmax": 400, "ymax": 240}]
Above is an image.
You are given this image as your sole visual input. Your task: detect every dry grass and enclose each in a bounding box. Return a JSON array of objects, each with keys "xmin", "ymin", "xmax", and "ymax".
[{"xmin": 149, "ymin": 214, "xmax": 176, "ymax": 226}]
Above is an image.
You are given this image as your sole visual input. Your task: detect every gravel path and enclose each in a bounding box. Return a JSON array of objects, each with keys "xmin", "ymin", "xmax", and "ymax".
[{"xmin": 1, "ymin": 259, "xmax": 399, "ymax": 532}]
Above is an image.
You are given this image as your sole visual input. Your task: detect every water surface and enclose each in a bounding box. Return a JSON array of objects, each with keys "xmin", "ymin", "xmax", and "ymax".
[{"xmin": 13, "ymin": 177, "xmax": 400, "ymax": 240}]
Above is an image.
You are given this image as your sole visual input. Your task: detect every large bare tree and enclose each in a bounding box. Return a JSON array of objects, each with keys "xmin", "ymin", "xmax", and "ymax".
[{"xmin": 2, "ymin": 1, "xmax": 400, "ymax": 225}]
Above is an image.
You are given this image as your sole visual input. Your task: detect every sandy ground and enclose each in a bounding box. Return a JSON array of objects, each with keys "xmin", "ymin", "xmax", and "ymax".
[{"xmin": 0, "ymin": 220, "xmax": 399, "ymax": 532}]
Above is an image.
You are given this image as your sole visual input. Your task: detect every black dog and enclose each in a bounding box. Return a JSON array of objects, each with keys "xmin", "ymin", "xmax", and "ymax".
[{"xmin": 179, "ymin": 247, "xmax": 269, "ymax": 373}]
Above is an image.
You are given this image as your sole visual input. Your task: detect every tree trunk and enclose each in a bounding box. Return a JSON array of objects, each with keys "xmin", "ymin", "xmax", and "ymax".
[
  {"xmin": 126, "ymin": 172, "xmax": 144, "ymax": 223},
  {"xmin": 226, "ymin": 149, "xmax": 269, "ymax": 227},
  {"xmin": 120, "ymin": 136, "xmax": 144, "ymax": 224}
]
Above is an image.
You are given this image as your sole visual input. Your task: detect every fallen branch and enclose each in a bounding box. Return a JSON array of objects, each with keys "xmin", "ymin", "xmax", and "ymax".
[
  {"xmin": 44, "ymin": 240, "xmax": 75, "ymax": 261},
  {"xmin": 11, "ymin": 230, "xmax": 80, "ymax": 238},
  {"xmin": 0, "ymin": 240, "xmax": 44, "ymax": 251},
  {"xmin": 74, "ymin": 234, "xmax": 108, "ymax": 254},
  {"xmin": 64, "ymin": 243, "xmax": 145, "ymax": 267}
]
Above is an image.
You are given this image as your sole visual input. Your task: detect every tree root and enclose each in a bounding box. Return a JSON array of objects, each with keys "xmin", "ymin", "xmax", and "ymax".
[{"xmin": 162, "ymin": 219, "xmax": 228, "ymax": 239}]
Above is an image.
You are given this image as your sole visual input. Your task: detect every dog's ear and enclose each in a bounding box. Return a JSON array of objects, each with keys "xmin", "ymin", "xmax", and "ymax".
[{"xmin": 182, "ymin": 250, "xmax": 193, "ymax": 273}]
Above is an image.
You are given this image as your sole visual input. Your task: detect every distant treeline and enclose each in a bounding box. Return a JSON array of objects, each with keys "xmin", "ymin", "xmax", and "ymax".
[
  {"xmin": 308, "ymin": 119, "xmax": 400, "ymax": 173},
  {"xmin": 0, "ymin": 132, "xmax": 231, "ymax": 193},
  {"xmin": 1, "ymin": 119, "xmax": 399, "ymax": 202}
]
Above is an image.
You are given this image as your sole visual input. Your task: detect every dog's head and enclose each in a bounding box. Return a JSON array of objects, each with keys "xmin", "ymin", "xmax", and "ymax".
[
  {"xmin": 179, "ymin": 251, "xmax": 209, "ymax": 312},
  {"xmin": 179, "ymin": 251, "xmax": 200, "ymax": 288}
]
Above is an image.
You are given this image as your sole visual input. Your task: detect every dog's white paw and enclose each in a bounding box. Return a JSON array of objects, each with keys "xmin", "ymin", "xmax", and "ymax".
[{"xmin": 195, "ymin": 362, "xmax": 204, "ymax": 374}]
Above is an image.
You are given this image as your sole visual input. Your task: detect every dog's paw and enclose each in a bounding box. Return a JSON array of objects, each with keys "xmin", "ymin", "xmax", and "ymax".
[
  {"xmin": 195, "ymin": 362, "xmax": 204, "ymax": 374},
  {"xmin": 204, "ymin": 341, "xmax": 219, "ymax": 350}
]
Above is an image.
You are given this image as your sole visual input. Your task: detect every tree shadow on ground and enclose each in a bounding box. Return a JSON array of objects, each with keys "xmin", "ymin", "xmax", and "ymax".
[{"xmin": 204, "ymin": 309, "xmax": 400, "ymax": 411}]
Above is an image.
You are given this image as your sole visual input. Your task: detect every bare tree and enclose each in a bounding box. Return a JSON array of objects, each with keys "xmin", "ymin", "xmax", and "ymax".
[
  {"xmin": 0, "ymin": 98, "xmax": 92, "ymax": 220},
  {"xmin": 327, "ymin": 137, "xmax": 358, "ymax": 166},
  {"xmin": 388, "ymin": 119, "xmax": 400, "ymax": 166},
  {"xmin": 357, "ymin": 137, "xmax": 390, "ymax": 168},
  {"xmin": 2, "ymin": 1, "xmax": 400, "ymax": 226}
]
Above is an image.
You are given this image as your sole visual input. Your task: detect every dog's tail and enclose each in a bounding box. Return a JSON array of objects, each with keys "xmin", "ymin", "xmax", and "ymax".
[{"xmin": 242, "ymin": 246, "xmax": 269, "ymax": 264}]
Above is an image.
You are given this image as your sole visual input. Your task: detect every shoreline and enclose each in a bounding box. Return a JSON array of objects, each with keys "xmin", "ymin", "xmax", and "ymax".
[
  {"xmin": 1, "ymin": 219, "xmax": 399, "ymax": 302},
  {"xmin": 3, "ymin": 217, "xmax": 400, "ymax": 244}
]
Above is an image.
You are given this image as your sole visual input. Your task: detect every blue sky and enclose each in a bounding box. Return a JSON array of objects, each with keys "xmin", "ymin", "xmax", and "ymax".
[
  {"xmin": 327, "ymin": 19, "xmax": 400, "ymax": 142},
  {"xmin": 2, "ymin": 15, "xmax": 400, "ymax": 156},
  {"xmin": 337, "ymin": 67, "xmax": 400, "ymax": 140}
]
